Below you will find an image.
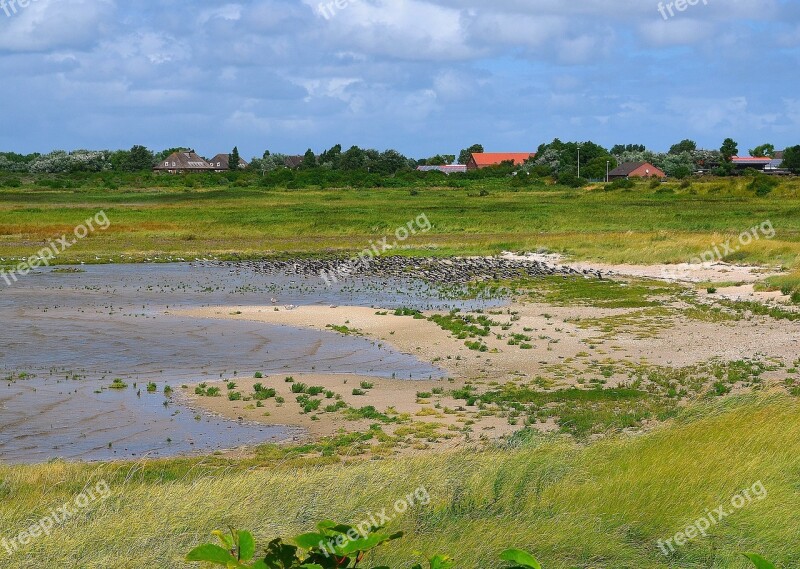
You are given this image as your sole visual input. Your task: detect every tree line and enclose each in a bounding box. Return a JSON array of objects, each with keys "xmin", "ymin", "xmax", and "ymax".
[{"xmin": 1, "ymin": 139, "xmax": 798, "ymax": 177}]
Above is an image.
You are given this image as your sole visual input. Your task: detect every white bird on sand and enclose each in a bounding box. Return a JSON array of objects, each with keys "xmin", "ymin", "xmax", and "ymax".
[{"xmin": 285, "ymin": 304, "xmax": 297, "ymax": 311}]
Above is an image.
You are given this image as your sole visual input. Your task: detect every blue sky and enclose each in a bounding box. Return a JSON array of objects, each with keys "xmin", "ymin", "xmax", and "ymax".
[{"xmin": 0, "ymin": 0, "xmax": 798, "ymax": 159}]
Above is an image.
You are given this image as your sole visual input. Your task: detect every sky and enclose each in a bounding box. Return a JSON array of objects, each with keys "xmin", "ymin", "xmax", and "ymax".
[{"xmin": 0, "ymin": 0, "xmax": 798, "ymax": 159}]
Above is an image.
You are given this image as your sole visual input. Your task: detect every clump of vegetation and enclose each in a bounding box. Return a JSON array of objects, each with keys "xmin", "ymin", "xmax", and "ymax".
[
  {"xmin": 429, "ymin": 311, "xmax": 498, "ymax": 339},
  {"xmin": 326, "ymin": 324, "xmax": 362, "ymax": 336},
  {"xmin": 393, "ymin": 307, "xmax": 425, "ymax": 318},
  {"xmin": 195, "ymin": 383, "xmax": 222, "ymax": 397},
  {"xmin": 109, "ymin": 378, "xmax": 128, "ymax": 389},
  {"xmin": 186, "ymin": 525, "xmax": 775, "ymax": 569}
]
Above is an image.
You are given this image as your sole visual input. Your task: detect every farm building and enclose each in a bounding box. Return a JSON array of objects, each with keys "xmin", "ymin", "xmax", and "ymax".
[
  {"xmin": 208, "ymin": 153, "xmax": 248, "ymax": 171},
  {"xmin": 416, "ymin": 165, "xmax": 467, "ymax": 174},
  {"xmin": 733, "ymin": 153, "xmax": 788, "ymax": 173},
  {"xmin": 732, "ymin": 156, "xmax": 773, "ymax": 171},
  {"xmin": 154, "ymin": 151, "xmax": 214, "ymax": 174},
  {"xmin": 466, "ymin": 153, "xmax": 536, "ymax": 170},
  {"xmin": 608, "ymin": 162, "xmax": 665, "ymax": 180}
]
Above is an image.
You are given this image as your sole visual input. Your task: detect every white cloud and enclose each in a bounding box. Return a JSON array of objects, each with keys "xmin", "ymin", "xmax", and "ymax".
[{"xmin": 0, "ymin": 0, "xmax": 114, "ymax": 52}]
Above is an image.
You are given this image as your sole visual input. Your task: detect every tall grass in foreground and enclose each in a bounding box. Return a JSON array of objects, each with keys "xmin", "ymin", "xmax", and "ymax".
[{"xmin": 0, "ymin": 394, "xmax": 798, "ymax": 568}]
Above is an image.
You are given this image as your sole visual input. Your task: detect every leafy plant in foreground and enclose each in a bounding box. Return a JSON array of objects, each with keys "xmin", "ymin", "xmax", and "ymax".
[
  {"xmin": 187, "ymin": 525, "xmax": 777, "ymax": 569},
  {"xmin": 187, "ymin": 521, "xmax": 403, "ymax": 568}
]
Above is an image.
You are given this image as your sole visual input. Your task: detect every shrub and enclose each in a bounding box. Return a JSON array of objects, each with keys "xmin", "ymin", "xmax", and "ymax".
[
  {"xmin": 607, "ymin": 178, "xmax": 635, "ymax": 190},
  {"xmin": 749, "ymin": 173, "xmax": 779, "ymax": 197}
]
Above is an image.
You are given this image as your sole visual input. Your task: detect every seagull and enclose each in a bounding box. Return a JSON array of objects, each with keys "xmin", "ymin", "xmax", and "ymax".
[
  {"xmin": 285, "ymin": 304, "xmax": 297, "ymax": 311},
  {"xmin": 270, "ymin": 297, "xmax": 278, "ymax": 304}
]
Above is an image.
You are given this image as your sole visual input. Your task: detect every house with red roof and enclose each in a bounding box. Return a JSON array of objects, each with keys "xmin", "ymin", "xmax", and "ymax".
[{"xmin": 466, "ymin": 152, "xmax": 536, "ymax": 171}]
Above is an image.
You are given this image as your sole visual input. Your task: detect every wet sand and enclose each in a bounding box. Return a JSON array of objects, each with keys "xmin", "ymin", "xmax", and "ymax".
[{"xmin": 1, "ymin": 263, "xmax": 489, "ymax": 463}]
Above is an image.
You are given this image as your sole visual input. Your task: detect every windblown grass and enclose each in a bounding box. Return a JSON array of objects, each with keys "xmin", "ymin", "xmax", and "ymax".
[{"xmin": 1, "ymin": 394, "xmax": 798, "ymax": 568}]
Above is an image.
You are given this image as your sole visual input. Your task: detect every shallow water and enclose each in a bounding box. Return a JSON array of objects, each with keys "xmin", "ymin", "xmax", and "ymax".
[{"xmin": 0, "ymin": 262, "xmax": 495, "ymax": 463}]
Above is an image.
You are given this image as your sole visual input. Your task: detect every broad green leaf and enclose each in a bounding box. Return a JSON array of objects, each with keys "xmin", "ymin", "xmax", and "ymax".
[
  {"xmin": 741, "ymin": 553, "xmax": 777, "ymax": 569},
  {"xmin": 500, "ymin": 548, "xmax": 542, "ymax": 569},
  {"xmin": 294, "ymin": 532, "xmax": 328, "ymax": 549},
  {"xmin": 252, "ymin": 561, "xmax": 268, "ymax": 569},
  {"xmin": 300, "ymin": 564, "xmax": 324, "ymax": 569},
  {"xmin": 336, "ymin": 533, "xmax": 391, "ymax": 555},
  {"xmin": 316, "ymin": 520, "xmax": 337, "ymax": 532},
  {"xmin": 213, "ymin": 530, "xmax": 235, "ymax": 550},
  {"xmin": 429, "ymin": 554, "xmax": 454, "ymax": 569},
  {"xmin": 186, "ymin": 543, "xmax": 238, "ymax": 565},
  {"xmin": 238, "ymin": 531, "xmax": 256, "ymax": 562}
]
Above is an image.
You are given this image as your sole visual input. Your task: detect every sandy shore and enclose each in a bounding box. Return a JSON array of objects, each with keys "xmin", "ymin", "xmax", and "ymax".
[{"xmin": 175, "ymin": 286, "xmax": 800, "ymax": 455}]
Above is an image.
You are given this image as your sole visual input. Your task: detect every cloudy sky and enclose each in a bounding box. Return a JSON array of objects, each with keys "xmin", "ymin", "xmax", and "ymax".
[{"xmin": 0, "ymin": 0, "xmax": 798, "ymax": 159}]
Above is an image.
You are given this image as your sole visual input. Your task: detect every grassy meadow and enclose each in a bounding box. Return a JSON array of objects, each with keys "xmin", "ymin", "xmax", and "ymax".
[
  {"xmin": 0, "ymin": 175, "xmax": 799, "ymax": 269},
  {"xmin": 3, "ymin": 173, "xmax": 800, "ymax": 567},
  {"xmin": 0, "ymin": 394, "xmax": 796, "ymax": 568}
]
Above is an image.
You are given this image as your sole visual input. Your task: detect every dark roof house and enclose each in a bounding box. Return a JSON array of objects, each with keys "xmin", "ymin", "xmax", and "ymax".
[
  {"xmin": 209, "ymin": 153, "xmax": 248, "ymax": 171},
  {"xmin": 466, "ymin": 152, "xmax": 536, "ymax": 170},
  {"xmin": 154, "ymin": 151, "xmax": 214, "ymax": 173},
  {"xmin": 608, "ymin": 162, "xmax": 666, "ymax": 180},
  {"xmin": 284, "ymin": 155, "xmax": 308, "ymax": 169}
]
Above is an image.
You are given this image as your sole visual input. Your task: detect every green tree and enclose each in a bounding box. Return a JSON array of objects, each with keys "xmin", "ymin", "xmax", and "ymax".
[
  {"xmin": 749, "ymin": 144, "xmax": 775, "ymax": 158},
  {"xmin": 458, "ymin": 144, "xmax": 484, "ymax": 165},
  {"xmin": 301, "ymin": 148, "xmax": 318, "ymax": 169},
  {"xmin": 339, "ymin": 146, "xmax": 366, "ymax": 170},
  {"xmin": 669, "ymin": 139, "xmax": 697, "ymax": 155},
  {"xmin": 424, "ymin": 154, "xmax": 455, "ymax": 166},
  {"xmin": 720, "ymin": 138, "xmax": 739, "ymax": 162},
  {"xmin": 782, "ymin": 145, "xmax": 800, "ymax": 174},
  {"xmin": 611, "ymin": 144, "xmax": 646, "ymax": 155},
  {"xmin": 126, "ymin": 145, "xmax": 155, "ymax": 171},
  {"xmin": 229, "ymin": 146, "xmax": 241, "ymax": 170},
  {"xmin": 319, "ymin": 144, "xmax": 342, "ymax": 168},
  {"xmin": 583, "ymin": 156, "xmax": 617, "ymax": 179}
]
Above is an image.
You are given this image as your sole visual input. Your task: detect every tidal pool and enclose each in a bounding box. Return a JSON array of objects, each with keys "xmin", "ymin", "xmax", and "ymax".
[{"xmin": 0, "ymin": 262, "xmax": 496, "ymax": 463}]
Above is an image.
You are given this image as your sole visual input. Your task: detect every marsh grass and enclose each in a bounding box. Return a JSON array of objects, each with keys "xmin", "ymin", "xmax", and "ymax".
[
  {"xmin": 1, "ymin": 178, "xmax": 800, "ymax": 267},
  {"xmin": 1, "ymin": 395, "xmax": 799, "ymax": 567}
]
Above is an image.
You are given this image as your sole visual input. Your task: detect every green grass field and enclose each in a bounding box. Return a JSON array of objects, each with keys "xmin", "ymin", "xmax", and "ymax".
[
  {"xmin": 0, "ymin": 394, "xmax": 796, "ymax": 568},
  {"xmin": 1, "ymin": 176, "xmax": 799, "ymax": 268}
]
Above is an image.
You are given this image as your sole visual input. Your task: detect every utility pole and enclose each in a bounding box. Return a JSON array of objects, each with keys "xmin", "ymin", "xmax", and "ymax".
[{"xmin": 606, "ymin": 160, "xmax": 610, "ymax": 183}]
